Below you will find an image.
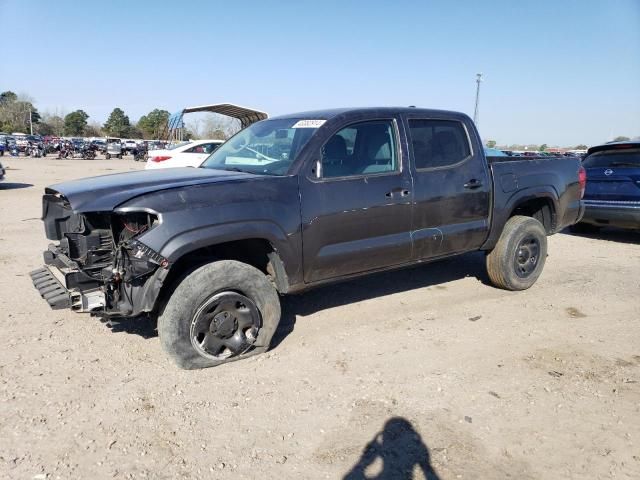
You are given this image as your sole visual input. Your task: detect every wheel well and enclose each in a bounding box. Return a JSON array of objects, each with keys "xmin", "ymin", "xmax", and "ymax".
[
  {"xmin": 510, "ymin": 198, "xmax": 555, "ymax": 233},
  {"xmin": 154, "ymin": 239, "xmax": 285, "ymax": 314}
]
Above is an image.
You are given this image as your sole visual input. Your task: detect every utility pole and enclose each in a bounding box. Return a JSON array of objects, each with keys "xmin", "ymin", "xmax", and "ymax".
[
  {"xmin": 473, "ymin": 73, "xmax": 483, "ymax": 126},
  {"xmin": 29, "ymin": 109, "xmax": 33, "ymax": 135}
]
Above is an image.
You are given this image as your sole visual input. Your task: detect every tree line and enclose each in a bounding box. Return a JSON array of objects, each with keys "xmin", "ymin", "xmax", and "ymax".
[{"xmin": 0, "ymin": 90, "xmax": 170, "ymax": 139}]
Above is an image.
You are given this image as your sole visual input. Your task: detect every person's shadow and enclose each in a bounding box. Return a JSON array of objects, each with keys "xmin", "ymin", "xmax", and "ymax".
[{"xmin": 343, "ymin": 417, "xmax": 441, "ymax": 480}]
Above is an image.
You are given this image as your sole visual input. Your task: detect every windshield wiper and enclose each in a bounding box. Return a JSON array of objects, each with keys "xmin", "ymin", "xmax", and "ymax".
[
  {"xmin": 244, "ymin": 146, "xmax": 280, "ymax": 163},
  {"xmin": 218, "ymin": 167, "xmax": 253, "ymax": 173}
]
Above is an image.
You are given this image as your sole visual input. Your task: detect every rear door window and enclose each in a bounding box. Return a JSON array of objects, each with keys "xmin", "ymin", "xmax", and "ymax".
[{"xmin": 408, "ymin": 119, "xmax": 471, "ymax": 169}]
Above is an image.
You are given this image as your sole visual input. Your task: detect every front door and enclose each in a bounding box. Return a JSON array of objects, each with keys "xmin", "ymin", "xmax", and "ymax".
[{"xmin": 300, "ymin": 118, "xmax": 413, "ymax": 283}]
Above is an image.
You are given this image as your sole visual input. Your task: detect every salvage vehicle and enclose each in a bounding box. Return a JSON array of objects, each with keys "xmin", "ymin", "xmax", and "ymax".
[
  {"xmin": 30, "ymin": 107, "xmax": 585, "ymax": 369},
  {"xmin": 572, "ymin": 140, "xmax": 640, "ymax": 231}
]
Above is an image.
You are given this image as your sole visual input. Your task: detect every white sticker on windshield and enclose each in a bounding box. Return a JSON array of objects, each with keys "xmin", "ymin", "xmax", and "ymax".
[{"xmin": 292, "ymin": 119, "xmax": 326, "ymax": 128}]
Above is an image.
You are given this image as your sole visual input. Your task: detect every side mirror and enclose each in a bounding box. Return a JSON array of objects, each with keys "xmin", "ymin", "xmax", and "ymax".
[{"xmin": 311, "ymin": 159, "xmax": 322, "ymax": 179}]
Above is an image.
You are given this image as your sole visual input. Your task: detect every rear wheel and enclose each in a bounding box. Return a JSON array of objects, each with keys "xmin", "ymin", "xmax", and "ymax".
[
  {"xmin": 158, "ymin": 260, "xmax": 281, "ymax": 369},
  {"xmin": 105, "ymin": 153, "xmax": 111, "ymax": 159},
  {"xmin": 486, "ymin": 215, "xmax": 548, "ymax": 291}
]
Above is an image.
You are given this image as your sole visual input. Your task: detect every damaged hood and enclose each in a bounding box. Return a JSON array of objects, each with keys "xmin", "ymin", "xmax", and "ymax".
[{"xmin": 48, "ymin": 167, "xmax": 256, "ymax": 212}]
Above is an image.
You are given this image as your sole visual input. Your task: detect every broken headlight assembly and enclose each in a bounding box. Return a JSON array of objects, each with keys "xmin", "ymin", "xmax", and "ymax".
[{"xmin": 111, "ymin": 210, "xmax": 168, "ymax": 279}]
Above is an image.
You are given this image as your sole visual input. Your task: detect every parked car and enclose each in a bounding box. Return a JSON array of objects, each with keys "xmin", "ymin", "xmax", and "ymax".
[
  {"xmin": 572, "ymin": 140, "xmax": 640, "ymax": 231},
  {"xmin": 0, "ymin": 135, "xmax": 8, "ymax": 156},
  {"xmin": 90, "ymin": 140, "xmax": 107, "ymax": 153},
  {"xmin": 145, "ymin": 139, "xmax": 224, "ymax": 169},
  {"xmin": 0, "ymin": 159, "xmax": 5, "ymax": 181},
  {"xmin": 123, "ymin": 140, "xmax": 138, "ymax": 154},
  {"xmin": 484, "ymin": 147, "xmax": 508, "ymax": 157},
  {"xmin": 30, "ymin": 107, "xmax": 585, "ymax": 369},
  {"xmin": 105, "ymin": 138, "xmax": 123, "ymax": 159}
]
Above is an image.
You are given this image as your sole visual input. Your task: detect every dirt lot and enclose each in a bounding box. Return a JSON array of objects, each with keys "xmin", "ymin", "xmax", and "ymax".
[{"xmin": 1, "ymin": 156, "xmax": 639, "ymax": 480}]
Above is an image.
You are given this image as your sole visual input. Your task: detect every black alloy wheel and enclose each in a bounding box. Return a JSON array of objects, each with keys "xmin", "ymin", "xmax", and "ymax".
[
  {"xmin": 513, "ymin": 235, "xmax": 540, "ymax": 278},
  {"xmin": 190, "ymin": 291, "xmax": 261, "ymax": 360}
]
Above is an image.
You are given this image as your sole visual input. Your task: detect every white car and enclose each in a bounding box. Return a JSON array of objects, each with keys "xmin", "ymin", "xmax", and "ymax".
[{"xmin": 145, "ymin": 139, "xmax": 224, "ymax": 169}]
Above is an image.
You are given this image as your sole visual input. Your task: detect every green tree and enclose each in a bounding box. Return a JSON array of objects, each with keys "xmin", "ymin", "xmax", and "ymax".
[
  {"xmin": 539, "ymin": 143, "xmax": 548, "ymax": 151},
  {"xmin": 574, "ymin": 144, "xmax": 588, "ymax": 150},
  {"xmin": 613, "ymin": 136, "xmax": 630, "ymax": 142},
  {"xmin": 0, "ymin": 91, "xmax": 17, "ymax": 105},
  {"xmin": 137, "ymin": 109, "xmax": 170, "ymax": 139},
  {"xmin": 0, "ymin": 91, "xmax": 40, "ymax": 133},
  {"xmin": 64, "ymin": 110, "xmax": 89, "ymax": 135},
  {"xmin": 485, "ymin": 140, "xmax": 497, "ymax": 148},
  {"xmin": 103, "ymin": 108, "xmax": 131, "ymax": 137}
]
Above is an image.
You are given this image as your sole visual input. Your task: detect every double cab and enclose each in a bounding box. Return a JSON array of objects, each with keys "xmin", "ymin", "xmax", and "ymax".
[{"xmin": 31, "ymin": 107, "xmax": 585, "ymax": 369}]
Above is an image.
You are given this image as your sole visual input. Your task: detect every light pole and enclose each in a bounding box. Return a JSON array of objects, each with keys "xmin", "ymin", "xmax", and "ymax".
[{"xmin": 473, "ymin": 73, "xmax": 483, "ymax": 126}]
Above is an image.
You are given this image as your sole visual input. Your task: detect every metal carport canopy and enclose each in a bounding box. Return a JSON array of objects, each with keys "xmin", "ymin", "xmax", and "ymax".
[{"xmin": 182, "ymin": 103, "xmax": 268, "ymax": 128}]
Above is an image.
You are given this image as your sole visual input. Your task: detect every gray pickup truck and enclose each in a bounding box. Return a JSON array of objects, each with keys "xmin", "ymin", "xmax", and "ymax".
[{"xmin": 31, "ymin": 107, "xmax": 585, "ymax": 369}]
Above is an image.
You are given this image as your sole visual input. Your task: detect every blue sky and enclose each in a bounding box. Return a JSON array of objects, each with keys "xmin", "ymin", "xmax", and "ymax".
[{"xmin": 1, "ymin": 0, "xmax": 639, "ymax": 145}]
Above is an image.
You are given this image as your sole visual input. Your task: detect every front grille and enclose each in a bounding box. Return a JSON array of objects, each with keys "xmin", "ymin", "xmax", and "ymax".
[{"xmin": 66, "ymin": 230, "xmax": 114, "ymax": 280}]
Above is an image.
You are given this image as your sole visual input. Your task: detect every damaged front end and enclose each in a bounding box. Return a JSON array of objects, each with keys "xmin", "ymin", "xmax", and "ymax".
[{"xmin": 30, "ymin": 188, "xmax": 169, "ymax": 316}]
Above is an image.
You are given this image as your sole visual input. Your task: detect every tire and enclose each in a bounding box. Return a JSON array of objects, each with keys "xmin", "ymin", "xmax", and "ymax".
[
  {"xmin": 158, "ymin": 260, "xmax": 281, "ymax": 370},
  {"xmin": 486, "ymin": 215, "xmax": 548, "ymax": 291},
  {"xmin": 117, "ymin": 154, "xmax": 122, "ymax": 159},
  {"xmin": 106, "ymin": 153, "xmax": 111, "ymax": 160}
]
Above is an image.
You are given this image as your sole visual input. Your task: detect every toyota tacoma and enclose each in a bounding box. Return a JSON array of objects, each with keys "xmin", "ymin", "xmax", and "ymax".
[{"xmin": 31, "ymin": 107, "xmax": 586, "ymax": 369}]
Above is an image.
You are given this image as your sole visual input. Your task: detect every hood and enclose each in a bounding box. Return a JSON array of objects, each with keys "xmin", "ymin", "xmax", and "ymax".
[{"xmin": 48, "ymin": 167, "xmax": 254, "ymax": 212}]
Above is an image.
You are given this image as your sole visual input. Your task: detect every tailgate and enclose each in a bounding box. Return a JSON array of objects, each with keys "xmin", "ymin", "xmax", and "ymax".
[
  {"xmin": 582, "ymin": 147, "xmax": 640, "ymax": 202},
  {"xmin": 585, "ymin": 168, "xmax": 640, "ymax": 201}
]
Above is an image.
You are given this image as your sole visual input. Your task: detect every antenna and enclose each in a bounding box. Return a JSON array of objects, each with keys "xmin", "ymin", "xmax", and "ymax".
[{"xmin": 473, "ymin": 73, "xmax": 483, "ymax": 126}]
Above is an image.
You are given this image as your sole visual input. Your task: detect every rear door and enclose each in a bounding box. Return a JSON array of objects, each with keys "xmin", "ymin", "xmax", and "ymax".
[
  {"xmin": 404, "ymin": 115, "xmax": 491, "ymax": 259},
  {"xmin": 300, "ymin": 117, "xmax": 413, "ymax": 283},
  {"xmin": 582, "ymin": 147, "xmax": 640, "ymax": 202}
]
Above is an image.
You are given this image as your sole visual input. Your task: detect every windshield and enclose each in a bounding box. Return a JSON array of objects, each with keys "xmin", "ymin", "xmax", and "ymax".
[
  {"xmin": 201, "ymin": 118, "xmax": 320, "ymax": 175},
  {"xmin": 583, "ymin": 149, "xmax": 640, "ymax": 168}
]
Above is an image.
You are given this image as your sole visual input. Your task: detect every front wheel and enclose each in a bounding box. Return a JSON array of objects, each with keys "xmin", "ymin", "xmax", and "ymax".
[
  {"xmin": 158, "ymin": 260, "xmax": 281, "ymax": 369},
  {"xmin": 486, "ymin": 215, "xmax": 548, "ymax": 291}
]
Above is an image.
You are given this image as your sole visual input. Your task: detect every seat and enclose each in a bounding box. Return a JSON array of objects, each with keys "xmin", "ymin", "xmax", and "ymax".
[
  {"xmin": 322, "ymin": 135, "xmax": 350, "ymax": 177},
  {"xmin": 412, "ymin": 139, "xmax": 429, "ymax": 168},
  {"xmin": 358, "ymin": 125, "xmax": 393, "ymax": 173},
  {"xmin": 431, "ymin": 131, "xmax": 461, "ymax": 167}
]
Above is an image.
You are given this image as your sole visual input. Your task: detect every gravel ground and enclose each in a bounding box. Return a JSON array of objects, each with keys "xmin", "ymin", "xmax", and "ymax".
[{"xmin": 1, "ymin": 156, "xmax": 639, "ymax": 480}]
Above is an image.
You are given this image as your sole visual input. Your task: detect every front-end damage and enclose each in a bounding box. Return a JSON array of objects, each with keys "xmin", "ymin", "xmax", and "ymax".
[{"xmin": 30, "ymin": 188, "xmax": 169, "ymax": 316}]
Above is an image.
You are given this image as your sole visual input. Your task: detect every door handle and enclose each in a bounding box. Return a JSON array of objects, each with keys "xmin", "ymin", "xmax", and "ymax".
[
  {"xmin": 385, "ymin": 188, "xmax": 411, "ymax": 198},
  {"xmin": 464, "ymin": 179, "xmax": 483, "ymax": 189}
]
